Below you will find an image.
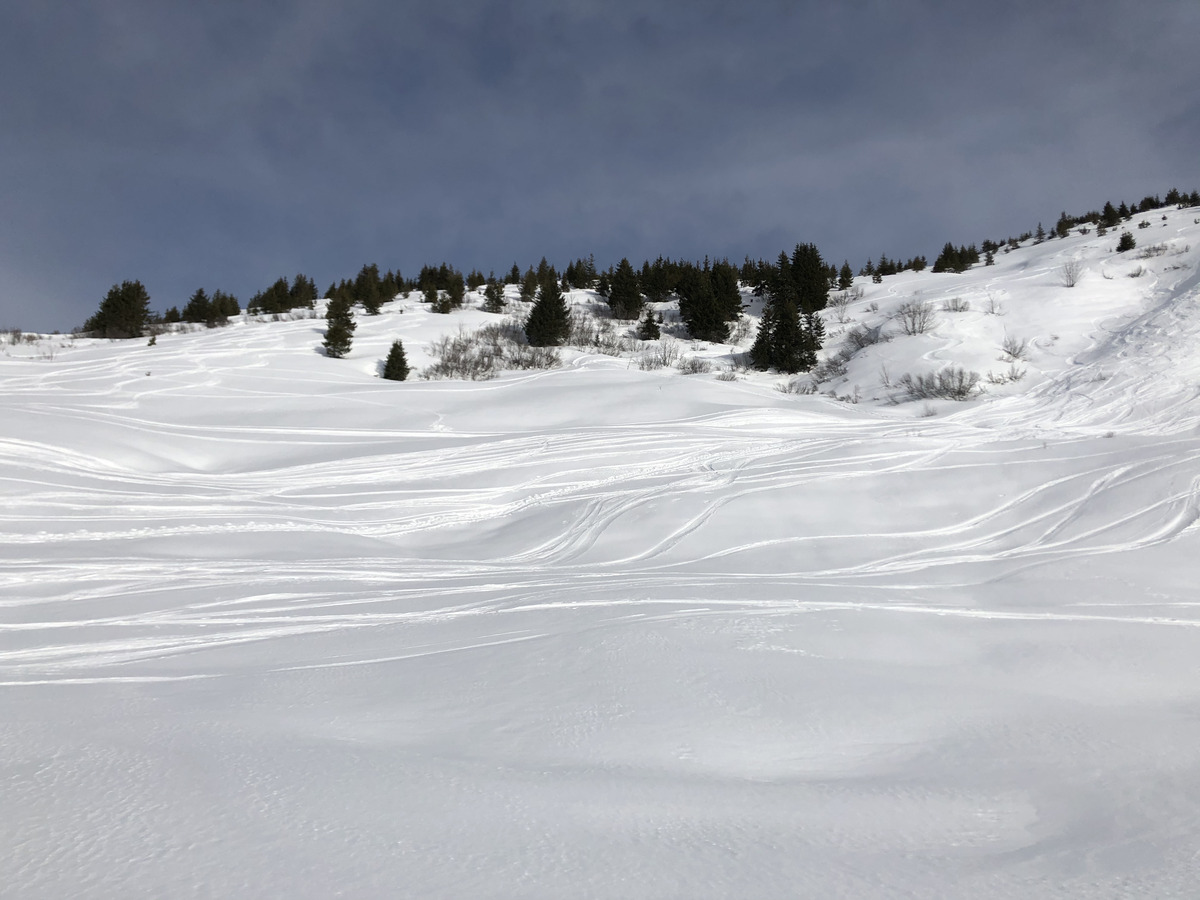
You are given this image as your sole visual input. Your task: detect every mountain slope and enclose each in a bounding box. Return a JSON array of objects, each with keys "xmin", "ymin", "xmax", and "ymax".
[{"xmin": 2, "ymin": 206, "xmax": 1199, "ymax": 899}]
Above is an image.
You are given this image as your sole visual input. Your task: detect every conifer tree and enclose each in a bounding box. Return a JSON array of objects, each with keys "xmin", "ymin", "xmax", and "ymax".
[
  {"xmin": 380, "ymin": 270, "xmax": 398, "ymax": 302},
  {"xmin": 838, "ymin": 261, "xmax": 854, "ymax": 291},
  {"xmin": 356, "ymin": 264, "xmax": 383, "ymax": 314},
  {"xmin": 525, "ymin": 278, "xmax": 570, "ymax": 346},
  {"xmin": 84, "ymin": 280, "xmax": 152, "ymax": 338},
  {"xmin": 182, "ymin": 288, "xmax": 212, "ymax": 325},
  {"xmin": 446, "ymin": 275, "xmax": 466, "ymax": 309},
  {"xmin": 382, "ymin": 339, "xmax": 409, "ymax": 381},
  {"xmin": 482, "ymin": 274, "xmax": 505, "ymax": 313},
  {"xmin": 637, "ymin": 310, "xmax": 661, "ymax": 340},
  {"xmin": 210, "ymin": 290, "xmax": 239, "ymax": 324},
  {"xmin": 607, "ymin": 257, "xmax": 643, "ymax": 320},
  {"xmin": 323, "ymin": 295, "xmax": 356, "ymax": 358},
  {"xmin": 791, "ymin": 242, "xmax": 829, "ymax": 313},
  {"xmin": 749, "ymin": 252, "xmax": 811, "ymax": 373},
  {"xmin": 289, "ymin": 274, "xmax": 317, "ymax": 309},
  {"xmin": 519, "ymin": 268, "xmax": 539, "ymax": 302}
]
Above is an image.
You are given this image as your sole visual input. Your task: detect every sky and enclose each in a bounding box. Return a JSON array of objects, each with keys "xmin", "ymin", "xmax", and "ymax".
[{"xmin": 2, "ymin": 0, "xmax": 1198, "ymax": 333}]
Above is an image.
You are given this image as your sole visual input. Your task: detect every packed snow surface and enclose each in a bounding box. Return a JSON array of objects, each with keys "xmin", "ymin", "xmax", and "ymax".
[{"xmin": 4, "ymin": 210, "xmax": 1200, "ymax": 897}]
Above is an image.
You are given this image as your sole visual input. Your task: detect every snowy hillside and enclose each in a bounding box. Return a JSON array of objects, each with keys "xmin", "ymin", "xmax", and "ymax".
[{"xmin": 3, "ymin": 206, "xmax": 1200, "ymax": 898}]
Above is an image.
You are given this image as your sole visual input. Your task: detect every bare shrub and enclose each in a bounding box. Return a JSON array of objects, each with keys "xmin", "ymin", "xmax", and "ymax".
[
  {"xmin": 714, "ymin": 369, "xmax": 738, "ymax": 382},
  {"xmin": 506, "ymin": 343, "xmax": 560, "ymax": 369},
  {"xmin": 867, "ymin": 301, "xmax": 879, "ymax": 313},
  {"xmin": 776, "ymin": 377, "xmax": 816, "ymax": 394},
  {"xmin": 844, "ymin": 324, "xmax": 889, "ymax": 351},
  {"xmin": 898, "ymin": 367, "xmax": 981, "ymax": 401},
  {"xmin": 986, "ymin": 364, "xmax": 1026, "ymax": 385},
  {"xmin": 1128, "ymin": 266, "xmax": 1145, "ymax": 278},
  {"xmin": 567, "ymin": 310, "xmax": 598, "ymax": 347},
  {"xmin": 810, "ymin": 353, "xmax": 848, "ymax": 383},
  {"xmin": 423, "ymin": 330, "xmax": 501, "ymax": 380},
  {"xmin": 998, "ymin": 333, "xmax": 1029, "ymax": 362},
  {"xmin": 637, "ymin": 336, "xmax": 681, "ymax": 370},
  {"xmin": 895, "ymin": 300, "xmax": 936, "ymax": 335},
  {"xmin": 423, "ymin": 323, "xmax": 558, "ymax": 380},
  {"xmin": 828, "ymin": 291, "xmax": 852, "ymax": 324},
  {"xmin": 568, "ymin": 312, "xmax": 633, "ymax": 356},
  {"xmin": 1139, "ymin": 243, "xmax": 1168, "ymax": 258},
  {"xmin": 676, "ymin": 356, "xmax": 713, "ymax": 375},
  {"xmin": 941, "ymin": 297, "xmax": 970, "ymax": 313},
  {"xmin": 1060, "ymin": 261, "xmax": 1082, "ymax": 287},
  {"xmin": 728, "ymin": 316, "xmax": 752, "ymax": 345}
]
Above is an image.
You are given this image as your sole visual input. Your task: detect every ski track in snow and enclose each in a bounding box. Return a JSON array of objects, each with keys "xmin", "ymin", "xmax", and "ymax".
[{"xmin": 3, "ymin": 211, "xmax": 1200, "ymax": 898}]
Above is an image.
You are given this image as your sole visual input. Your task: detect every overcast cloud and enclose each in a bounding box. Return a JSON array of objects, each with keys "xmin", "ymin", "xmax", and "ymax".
[{"xmin": 2, "ymin": 0, "xmax": 1197, "ymax": 331}]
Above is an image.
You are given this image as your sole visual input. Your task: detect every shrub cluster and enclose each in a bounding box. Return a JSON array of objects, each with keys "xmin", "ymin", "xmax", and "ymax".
[
  {"xmin": 898, "ymin": 367, "xmax": 980, "ymax": 401},
  {"xmin": 422, "ymin": 323, "xmax": 559, "ymax": 381}
]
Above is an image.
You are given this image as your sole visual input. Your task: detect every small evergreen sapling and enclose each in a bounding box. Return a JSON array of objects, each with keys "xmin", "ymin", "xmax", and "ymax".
[
  {"xmin": 482, "ymin": 274, "xmax": 505, "ymax": 313},
  {"xmin": 637, "ymin": 310, "xmax": 662, "ymax": 340},
  {"xmin": 1116, "ymin": 231, "xmax": 1136, "ymax": 253},
  {"xmin": 382, "ymin": 340, "xmax": 409, "ymax": 381}
]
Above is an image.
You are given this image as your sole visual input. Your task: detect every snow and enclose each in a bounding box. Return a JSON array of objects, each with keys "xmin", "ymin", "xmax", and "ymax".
[{"xmin": 3, "ymin": 209, "xmax": 1200, "ymax": 898}]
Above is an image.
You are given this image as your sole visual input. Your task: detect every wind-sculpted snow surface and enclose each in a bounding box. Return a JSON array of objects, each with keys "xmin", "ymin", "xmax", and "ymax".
[{"xmin": 3, "ymin": 212, "xmax": 1200, "ymax": 897}]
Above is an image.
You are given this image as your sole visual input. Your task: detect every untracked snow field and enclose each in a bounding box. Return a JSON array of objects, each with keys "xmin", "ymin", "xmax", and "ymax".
[{"xmin": 4, "ymin": 212, "xmax": 1200, "ymax": 897}]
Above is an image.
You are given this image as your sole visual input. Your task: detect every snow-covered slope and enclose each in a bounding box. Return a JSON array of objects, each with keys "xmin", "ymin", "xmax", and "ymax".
[{"xmin": 3, "ymin": 207, "xmax": 1200, "ymax": 898}]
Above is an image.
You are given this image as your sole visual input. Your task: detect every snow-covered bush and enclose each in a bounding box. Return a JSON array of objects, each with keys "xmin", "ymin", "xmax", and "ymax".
[
  {"xmin": 676, "ymin": 356, "xmax": 713, "ymax": 375},
  {"xmin": 999, "ymin": 334, "xmax": 1029, "ymax": 362},
  {"xmin": 422, "ymin": 323, "xmax": 559, "ymax": 380},
  {"xmin": 898, "ymin": 367, "xmax": 980, "ymax": 401}
]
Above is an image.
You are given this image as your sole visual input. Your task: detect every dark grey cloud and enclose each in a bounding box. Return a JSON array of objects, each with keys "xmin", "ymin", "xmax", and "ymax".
[{"xmin": 2, "ymin": 0, "xmax": 1197, "ymax": 331}]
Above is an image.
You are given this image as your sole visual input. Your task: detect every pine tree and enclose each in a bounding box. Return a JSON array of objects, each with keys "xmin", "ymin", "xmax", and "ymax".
[
  {"xmin": 380, "ymin": 270, "xmax": 398, "ymax": 302},
  {"xmin": 84, "ymin": 280, "xmax": 152, "ymax": 338},
  {"xmin": 482, "ymin": 274, "xmax": 505, "ymax": 313},
  {"xmin": 749, "ymin": 252, "xmax": 811, "ymax": 373},
  {"xmin": 519, "ymin": 268, "xmax": 539, "ymax": 302},
  {"xmin": 838, "ymin": 261, "xmax": 854, "ymax": 291},
  {"xmin": 1116, "ymin": 231, "xmax": 1136, "ymax": 252},
  {"xmin": 525, "ymin": 278, "xmax": 570, "ymax": 346},
  {"xmin": 446, "ymin": 275, "xmax": 466, "ymax": 309},
  {"xmin": 182, "ymin": 288, "xmax": 212, "ymax": 325},
  {"xmin": 289, "ymin": 274, "xmax": 317, "ymax": 309},
  {"xmin": 677, "ymin": 261, "xmax": 727, "ymax": 342},
  {"xmin": 211, "ymin": 290, "xmax": 240, "ymax": 323},
  {"xmin": 382, "ymin": 339, "xmax": 409, "ymax": 380},
  {"xmin": 356, "ymin": 264, "xmax": 383, "ymax": 315},
  {"xmin": 791, "ymin": 243, "xmax": 829, "ymax": 313},
  {"xmin": 607, "ymin": 257, "xmax": 643, "ymax": 320},
  {"xmin": 323, "ymin": 295, "xmax": 356, "ymax": 358},
  {"xmin": 637, "ymin": 310, "xmax": 661, "ymax": 340}
]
